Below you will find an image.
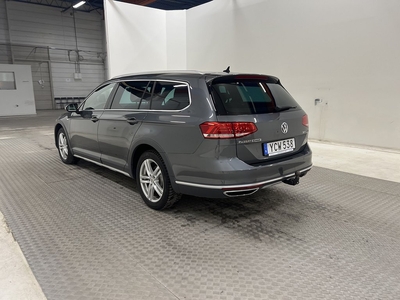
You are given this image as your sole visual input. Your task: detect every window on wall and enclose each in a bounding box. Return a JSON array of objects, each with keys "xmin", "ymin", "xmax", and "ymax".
[{"xmin": 0, "ymin": 72, "xmax": 16, "ymax": 90}]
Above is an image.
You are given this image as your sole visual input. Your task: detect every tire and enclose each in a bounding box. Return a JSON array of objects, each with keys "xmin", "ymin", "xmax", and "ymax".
[
  {"xmin": 136, "ymin": 151, "xmax": 180, "ymax": 210},
  {"xmin": 57, "ymin": 128, "xmax": 77, "ymax": 164}
]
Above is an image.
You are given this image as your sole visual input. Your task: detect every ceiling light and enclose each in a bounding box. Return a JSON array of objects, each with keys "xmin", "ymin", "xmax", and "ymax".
[{"xmin": 73, "ymin": 1, "xmax": 86, "ymax": 8}]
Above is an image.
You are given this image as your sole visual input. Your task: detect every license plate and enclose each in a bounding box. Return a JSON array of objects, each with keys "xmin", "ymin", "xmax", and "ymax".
[{"xmin": 263, "ymin": 138, "xmax": 295, "ymax": 156}]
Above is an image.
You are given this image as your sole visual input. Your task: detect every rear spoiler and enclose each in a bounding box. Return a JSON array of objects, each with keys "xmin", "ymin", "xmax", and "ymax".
[{"xmin": 208, "ymin": 74, "xmax": 280, "ymax": 85}]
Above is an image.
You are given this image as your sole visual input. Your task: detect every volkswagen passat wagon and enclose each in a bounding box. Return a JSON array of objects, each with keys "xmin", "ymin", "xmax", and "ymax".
[{"xmin": 55, "ymin": 71, "xmax": 312, "ymax": 210}]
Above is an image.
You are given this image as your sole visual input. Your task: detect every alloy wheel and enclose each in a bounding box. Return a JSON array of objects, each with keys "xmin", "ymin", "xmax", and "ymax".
[
  {"xmin": 139, "ymin": 158, "xmax": 164, "ymax": 202},
  {"xmin": 58, "ymin": 132, "xmax": 69, "ymax": 160}
]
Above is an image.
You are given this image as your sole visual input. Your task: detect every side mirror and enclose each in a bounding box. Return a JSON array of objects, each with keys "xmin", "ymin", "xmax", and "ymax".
[{"xmin": 65, "ymin": 103, "xmax": 79, "ymax": 113}]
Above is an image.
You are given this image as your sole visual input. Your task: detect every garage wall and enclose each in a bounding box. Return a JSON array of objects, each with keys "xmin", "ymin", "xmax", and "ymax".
[
  {"xmin": 186, "ymin": 0, "xmax": 400, "ymax": 150},
  {"xmin": 0, "ymin": 0, "xmax": 106, "ymax": 109},
  {"xmin": 52, "ymin": 63, "xmax": 105, "ymax": 97},
  {"xmin": 0, "ymin": 0, "xmax": 11, "ymax": 64}
]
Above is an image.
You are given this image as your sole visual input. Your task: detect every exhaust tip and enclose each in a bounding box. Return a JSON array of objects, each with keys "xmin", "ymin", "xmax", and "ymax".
[{"xmin": 224, "ymin": 188, "xmax": 259, "ymax": 197}]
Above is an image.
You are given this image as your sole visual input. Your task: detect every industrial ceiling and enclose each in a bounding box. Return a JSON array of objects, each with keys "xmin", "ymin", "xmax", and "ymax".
[{"xmin": 9, "ymin": 0, "xmax": 213, "ymax": 12}]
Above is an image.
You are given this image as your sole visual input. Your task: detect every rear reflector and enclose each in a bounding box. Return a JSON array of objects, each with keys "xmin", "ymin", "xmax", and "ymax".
[
  {"xmin": 302, "ymin": 115, "xmax": 309, "ymax": 127},
  {"xmin": 200, "ymin": 122, "xmax": 257, "ymax": 139}
]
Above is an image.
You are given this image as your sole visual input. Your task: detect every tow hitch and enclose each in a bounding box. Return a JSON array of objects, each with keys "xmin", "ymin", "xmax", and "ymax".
[{"xmin": 283, "ymin": 171, "xmax": 300, "ymax": 186}]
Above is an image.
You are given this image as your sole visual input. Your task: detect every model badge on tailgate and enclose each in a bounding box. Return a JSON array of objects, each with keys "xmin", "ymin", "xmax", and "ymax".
[{"xmin": 238, "ymin": 138, "xmax": 262, "ymax": 144}]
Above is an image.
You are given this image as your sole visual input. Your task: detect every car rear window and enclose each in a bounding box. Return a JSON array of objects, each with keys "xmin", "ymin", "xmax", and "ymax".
[
  {"xmin": 267, "ymin": 83, "xmax": 299, "ymax": 108},
  {"xmin": 211, "ymin": 79, "xmax": 299, "ymax": 115}
]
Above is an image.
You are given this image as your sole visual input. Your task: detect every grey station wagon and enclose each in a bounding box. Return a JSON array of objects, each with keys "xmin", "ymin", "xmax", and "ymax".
[{"xmin": 55, "ymin": 71, "xmax": 312, "ymax": 210}]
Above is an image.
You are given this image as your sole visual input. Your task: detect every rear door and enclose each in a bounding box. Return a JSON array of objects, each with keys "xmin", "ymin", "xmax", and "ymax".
[
  {"xmin": 210, "ymin": 75, "xmax": 309, "ymax": 165},
  {"xmin": 97, "ymin": 80, "xmax": 152, "ymax": 171}
]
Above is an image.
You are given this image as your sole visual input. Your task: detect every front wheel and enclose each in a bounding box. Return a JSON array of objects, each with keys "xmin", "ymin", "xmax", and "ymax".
[
  {"xmin": 57, "ymin": 128, "xmax": 77, "ymax": 164},
  {"xmin": 136, "ymin": 151, "xmax": 180, "ymax": 210}
]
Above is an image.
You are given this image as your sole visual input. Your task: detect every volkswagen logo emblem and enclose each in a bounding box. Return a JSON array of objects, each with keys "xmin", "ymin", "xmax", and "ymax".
[{"xmin": 281, "ymin": 122, "xmax": 288, "ymax": 134}]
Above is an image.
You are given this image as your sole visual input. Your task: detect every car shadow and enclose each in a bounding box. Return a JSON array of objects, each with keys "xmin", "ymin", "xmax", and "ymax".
[{"xmin": 76, "ymin": 159, "xmax": 307, "ymax": 243}]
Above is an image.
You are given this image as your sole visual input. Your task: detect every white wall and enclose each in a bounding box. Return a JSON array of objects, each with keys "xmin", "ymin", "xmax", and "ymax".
[
  {"xmin": 105, "ymin": 0, "xmax": 167, "ymax": 78},
  {"xmin": 0, "ymin": 64, "xmax": 36, "ymax": 116},
  {"xmin": 105, "ymin": 0, "xmax": 400, "ymax": 150},
  {"xmin": 104, "ymin": 0, "xmax": 187, "ymax": 77},
  {"xmin": 186, "ymin": 0, "xmax": 400, "ymax": 149},
  {"xmin": 166, "ymin": 10, "xmax": 187, "ymax": 70}
]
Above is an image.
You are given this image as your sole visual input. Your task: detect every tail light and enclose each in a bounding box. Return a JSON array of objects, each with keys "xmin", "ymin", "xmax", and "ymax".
[
  {"xmin": 200, "ymin": 122, "xmax": 257, "ymax": 139},
  {"xmin": 302, "ymin": 115, "xmax": 309, "ymax": 127}
]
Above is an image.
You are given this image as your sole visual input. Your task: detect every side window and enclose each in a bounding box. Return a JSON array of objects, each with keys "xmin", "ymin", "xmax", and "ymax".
[
  {"xmin": 111, "ymin": 81, "xmax": 150, "ymax": 109},
  {"xmin": 138, "ymin": 81, "xmax": 153, "ymax": 109},
  {"xmin": 150, "ymin": 81, "xmax": 190, "ymax": 110},
  {"xmin": 81, "ymin": 83, "xmax": 115, "ymax": 110}
]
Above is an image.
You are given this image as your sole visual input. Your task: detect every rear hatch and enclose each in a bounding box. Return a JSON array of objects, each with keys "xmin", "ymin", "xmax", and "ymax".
[{"xmin": 208, "ymin": 75, "xmax": 309, "ymax": 165}]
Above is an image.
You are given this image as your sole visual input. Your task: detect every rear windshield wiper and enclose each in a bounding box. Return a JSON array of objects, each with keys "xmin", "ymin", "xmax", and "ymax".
[{"xmin": 274, "ymin": 106, "xmax": 297, "ymax": 112}]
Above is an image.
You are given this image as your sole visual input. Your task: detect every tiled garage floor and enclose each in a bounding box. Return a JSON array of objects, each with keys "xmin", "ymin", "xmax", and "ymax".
[{"xmin": 0, "ymin": 111, "xmax": 399, "ymax": 300}]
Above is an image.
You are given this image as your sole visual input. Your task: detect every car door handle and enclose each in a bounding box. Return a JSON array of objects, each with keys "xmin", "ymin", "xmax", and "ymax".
[
  {"xmin": 126, "ymin": 117, "xmax": 138, "ymax": 125},
  {"xmin": 91, "ymin": 115, "xmax": 99, "ymax": 123}
]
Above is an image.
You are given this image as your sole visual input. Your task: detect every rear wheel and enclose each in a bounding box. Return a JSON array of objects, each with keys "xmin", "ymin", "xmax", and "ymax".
[
  {"xmin": 57, "ymin": 128, "xmax": 77, "ymax": 164},
  {"xmin": 136, "ymin": 151, "xmax": 180, "ymax": 210}
]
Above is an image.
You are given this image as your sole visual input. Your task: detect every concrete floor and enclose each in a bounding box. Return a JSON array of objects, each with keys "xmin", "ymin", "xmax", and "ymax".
[
  {"xmin": 0, "ymin": 211, "xmax": 47, "ymax": 300},
  {"xmin": 0, "ymin": 111, "xmax": 399, "ymax": 300},
  {"xmin": 310, "ymin": 141, "xmax": 400, "ymax": 183}
]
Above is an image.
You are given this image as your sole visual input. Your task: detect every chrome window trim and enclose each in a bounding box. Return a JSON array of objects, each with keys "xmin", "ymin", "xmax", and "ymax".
[
  {"xmin": 108, "ymin": 79, "xmax": 192, "ymax": 112},
  {"xmin": 111, "ymin": 70, "xmax": 205, "ymax": 80}
]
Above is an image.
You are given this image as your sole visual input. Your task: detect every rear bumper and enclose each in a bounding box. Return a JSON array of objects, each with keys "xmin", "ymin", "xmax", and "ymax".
[
  {"xmin": 176, "ymin": 165, "xmax": 311, "ymax": 198},
  {"xmin": 173, "ymin": 143, "xmax": 312, "ymax": 198}
]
